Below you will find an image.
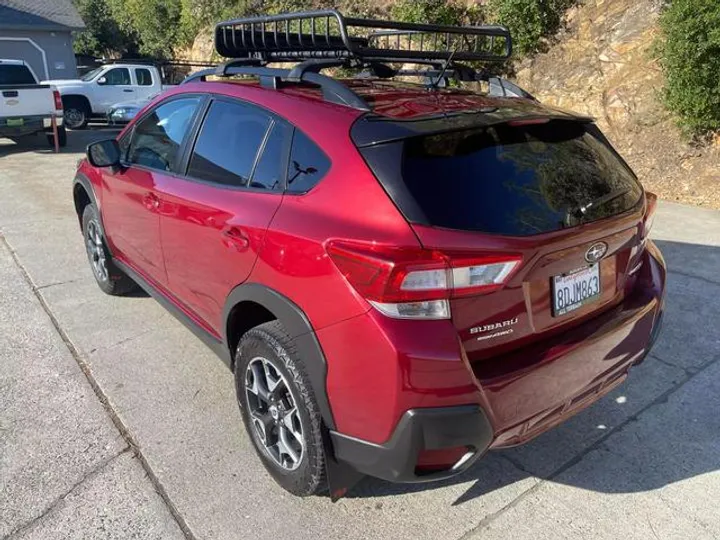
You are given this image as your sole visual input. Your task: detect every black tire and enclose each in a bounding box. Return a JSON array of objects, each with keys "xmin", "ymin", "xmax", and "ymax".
[
  {"xmin": 81, "ymin": 205, "xmax": 136, "ymax": 295},
  {"xmin": 46, "ymin": 125, "xmax": 67, "ymax": 148},
  {"xmin": 63, "ymin": 98, "xmax": 89, "ymax": 130},
  {"xmin": 235, "ymin": 321, "xmax": 326, "ymax": 496}
]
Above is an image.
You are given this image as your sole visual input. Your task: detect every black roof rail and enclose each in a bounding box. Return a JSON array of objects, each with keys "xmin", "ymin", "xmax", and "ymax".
[
  {"xmin": 182, "ymin": 64, "xmax": 371, "ymax": 111},
  {"xmin": 214, "ymin": 10, "xmax": 512, "ymax": 64}
]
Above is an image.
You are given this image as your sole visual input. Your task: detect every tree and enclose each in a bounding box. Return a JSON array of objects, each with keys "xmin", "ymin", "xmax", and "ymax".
[
  {"xmin": 114, "ymin": 0, "xmax": 182, "ymax": 58},
  {"xmin": 658, "ymin": 0, "xmax": 720, "ymax": 137},
  {"xmin": 72, "ymin": 0, "xmax": 139, "ymax": 57}
]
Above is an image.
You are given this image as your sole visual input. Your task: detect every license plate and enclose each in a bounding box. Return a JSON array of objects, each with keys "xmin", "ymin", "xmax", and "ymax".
[
  {"xmin": 552, "ymin": 264, "xmax": 601, "ymax": 316},
  {"xmin": 7, "ymin": 118, "xmax": 24, "ymax": 127}
]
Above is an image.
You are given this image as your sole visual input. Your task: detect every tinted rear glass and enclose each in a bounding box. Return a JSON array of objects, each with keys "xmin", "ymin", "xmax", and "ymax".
[
  {"xmin": 393, "ymin": 121, "xmax": 642, "ymax": 236},
  {"xmin": 0, "ymin": 65, "xmax": 36, "ymax": 85},
  {"xmin": 286, "ymin": 130, "xmax": 331, "ymax": 194}
]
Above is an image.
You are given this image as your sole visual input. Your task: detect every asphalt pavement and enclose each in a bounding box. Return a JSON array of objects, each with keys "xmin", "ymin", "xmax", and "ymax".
[{"xmin": 1, "ymin": 130, "xmax": 719, "ymax": 540}]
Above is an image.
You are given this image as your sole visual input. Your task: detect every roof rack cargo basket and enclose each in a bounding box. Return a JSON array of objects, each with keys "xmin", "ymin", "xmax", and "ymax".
[{"xmin": 214, "ymin": 10, "xmax": 512, "ymax": 64}]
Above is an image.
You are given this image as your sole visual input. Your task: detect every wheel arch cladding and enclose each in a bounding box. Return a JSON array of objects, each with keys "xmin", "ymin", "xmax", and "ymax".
[
  {"xmin": 223, "ymin": 283, "xmax": 336, "ymax": 430},
  {"xmin": 73, "ymin": 174, "xmax": 96, "ymax": 231}
]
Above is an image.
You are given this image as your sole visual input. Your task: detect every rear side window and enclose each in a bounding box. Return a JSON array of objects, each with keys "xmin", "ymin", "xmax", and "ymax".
[
  {"xmin": 187, "ymin": 100, "xmax": 271, "ymax": 187},
  {"xmin": 366, "ymin": 121, "xmax": 642, "ymax": 236},
  {"xmin": 135, "ymin": 68, "xmax": 152, "ymax": 86},
  {"xmin": 0, "ymin": 64, "xmax": 36, "ymax": 85},
  {"xmin": 104, "ymin": 68, "xmax": 131, "ymax": 85},
  {"xmin": 286, "ymin": 131, "xmax": 331, "ymax": 194},
  {"xmin": 128, "ymin": 96, "xmax": 201, "ymax": 171}
]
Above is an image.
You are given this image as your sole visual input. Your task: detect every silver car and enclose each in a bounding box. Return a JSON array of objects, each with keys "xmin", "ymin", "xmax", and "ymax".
[{"xmin": 106, "ymin": 92, "xmax": 159, "ymax": 125}]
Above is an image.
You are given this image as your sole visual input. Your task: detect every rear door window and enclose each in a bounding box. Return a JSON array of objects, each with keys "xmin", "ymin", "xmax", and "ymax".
[
  {"xmin": 250, "ymin": 122, "xmax": 290, "ymax": 190},
  {"xmin": 104, "ymin": 68, "xmax": 131, "ymax": 85},
  {"xmin": 380, "ymin": 121, "xmax": 642, "ymax": 236},
  {"xmin": 135, "ymin": 68, "xmax": 153, "ymax": 86},
  {"xmin": 187, "ymin": 100, "xmax": 272, "ymax": 188}
]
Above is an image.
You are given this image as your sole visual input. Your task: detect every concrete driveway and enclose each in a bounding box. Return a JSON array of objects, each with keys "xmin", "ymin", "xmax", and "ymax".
[{"xmin": 1, "ymin": 130, "xmax": 719, "ymax": 540}]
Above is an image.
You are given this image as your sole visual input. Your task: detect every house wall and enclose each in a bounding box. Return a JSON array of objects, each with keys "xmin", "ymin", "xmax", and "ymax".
[{"xmin": 0, "ymin": 29, "xmax": 79, "ymax": 80}]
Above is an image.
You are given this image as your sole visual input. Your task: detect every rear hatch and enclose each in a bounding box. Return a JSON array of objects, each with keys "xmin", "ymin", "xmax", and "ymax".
[{"xmin": 357, "ymin": 117, "xmax": 646, "ymax": 361}]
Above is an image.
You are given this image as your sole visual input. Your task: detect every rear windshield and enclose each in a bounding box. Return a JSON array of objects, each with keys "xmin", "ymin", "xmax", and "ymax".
[
  {"xmin": 366, "ymin": 121, "xmax": 642, "ymax": 236},
  {"xmin": 0, "ymin": 64, "xmax": 36, "ymax": 85}
]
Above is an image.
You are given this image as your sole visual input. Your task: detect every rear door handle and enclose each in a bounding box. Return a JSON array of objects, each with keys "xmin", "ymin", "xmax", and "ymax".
[
  {"xmin": 222, "ymin": 227, "xmax": 250, "ymax": 250},
  {"xmin": 142, "ymin": 192, "xmax": 160, "ymax": 211},
  {"xmin": 123, "ymin": 89, "xmax": 134, "ymax": 93}
]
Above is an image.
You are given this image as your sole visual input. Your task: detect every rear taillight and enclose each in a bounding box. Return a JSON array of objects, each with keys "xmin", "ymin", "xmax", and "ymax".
[
  {"xmin": 52, "ymin": 89, "xmax": 63, "ymax": 111},
  {"xmin": 642, "ymin": 191, "xmax": 658, "ymax": 239},
  {"xmin": 326, "ymin": 242, "xmax": 521, "ymax": 320},
  {"xmin": 631, "ymin": 191, "xmax": 658, "ymax": 276}
]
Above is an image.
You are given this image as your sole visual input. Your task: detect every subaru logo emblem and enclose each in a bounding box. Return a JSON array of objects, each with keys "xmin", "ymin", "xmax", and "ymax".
[{"xmin": 585, "ymin": 242, "xmax": 608, "ymax": 263}]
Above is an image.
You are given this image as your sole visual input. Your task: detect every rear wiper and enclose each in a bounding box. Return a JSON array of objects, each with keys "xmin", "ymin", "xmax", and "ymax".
[{"xmin": 568, "ymin": 187, "xmax": 631, "ymax": 219}]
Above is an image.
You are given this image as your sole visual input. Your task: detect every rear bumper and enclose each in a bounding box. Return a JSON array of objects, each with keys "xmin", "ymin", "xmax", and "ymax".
[
  {"xmin": 0, "ymin": 114, "xmax": 63, "ymax": 136},
  {"xmin": 331, "ymin": 405, "xmax": 493, "ymax": 482},
  {"xmin": 485, "ymin": 242, "xmax": 665, "ymax": 447},
  {"xmin": 325, "ymin": 242, "xmax": 665, "ymax": 482}
]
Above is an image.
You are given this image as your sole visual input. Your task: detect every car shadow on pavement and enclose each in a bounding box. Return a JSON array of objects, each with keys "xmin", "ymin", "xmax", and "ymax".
[
  {"xmin": 0, "ymin": 125, "xmax": 121, "ymax": 157},
  {"xmin": 349, "ymin": 239, "xmax": 720, "ymax": 506}
]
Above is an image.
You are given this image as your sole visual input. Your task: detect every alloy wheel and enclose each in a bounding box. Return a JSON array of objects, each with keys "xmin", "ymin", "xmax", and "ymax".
[
  {"xmin": 86, "ymin": 219, "xmax": 108, "ymax": 282},
  {"xmin": 245, "ymin": 356, "xmax": 305, "ymax": 471}
]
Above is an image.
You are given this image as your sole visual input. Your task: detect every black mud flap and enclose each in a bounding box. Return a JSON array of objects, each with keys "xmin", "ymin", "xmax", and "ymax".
[{"xmin": 324, "ymin": 433, "xmax": 365, "ymax": 501}]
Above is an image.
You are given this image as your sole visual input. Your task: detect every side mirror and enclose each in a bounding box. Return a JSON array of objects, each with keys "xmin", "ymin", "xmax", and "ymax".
[
  {"xmin": 87, "ymin": 139, "xmax": 121, "ymax": 168},
  {"xmin": 97, "ymin": 76, "xmax": 107, "ymax": 85}
]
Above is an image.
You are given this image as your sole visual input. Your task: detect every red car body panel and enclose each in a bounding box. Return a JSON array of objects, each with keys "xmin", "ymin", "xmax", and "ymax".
[
  {"xmin": 156, "ymin": 177, "xmax": 283, "ymax": 330},
  {"xmin": 77, "ymin": 77, "xmax": 666, "ymax": 477},
  {"xmin": 100, "ymin": 166, "xmax": 167, "ymax": 285}
]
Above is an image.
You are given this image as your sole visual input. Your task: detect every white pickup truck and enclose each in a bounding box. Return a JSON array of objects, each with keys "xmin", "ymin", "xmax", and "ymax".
[
  {"xmin": 0, "ymin": 59, "xmax": 66, "ymax": 147},
  {"xmin": 44, "ymin": 63, "xmax": 165, "ymax": 129}
]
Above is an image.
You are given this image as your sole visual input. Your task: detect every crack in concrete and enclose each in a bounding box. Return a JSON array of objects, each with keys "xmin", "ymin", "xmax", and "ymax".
[
  {"xmin": 1, "ymin": 235, "xmax": 199, "ymax": 540},
  {"xmin": 90, "ymin": 326, "xmax": 162, "ymax": 354},
  {"xmin": 667, "ymin": 268, "xmax": 720, "ymax": 288},
  {"xmin": 649, "ymin": 352, "xmax": 695, "ymax": 376},
  {"xmin": 2, "ymin": 447, "xmax": 130, "ymax": 540},
  {"xmin": 458, "ymin": 353, "xmax": 720, "ymax": 540},
  {"xmin": 35, "ymin": 278, "xmax": 83, "ymax": 291}
]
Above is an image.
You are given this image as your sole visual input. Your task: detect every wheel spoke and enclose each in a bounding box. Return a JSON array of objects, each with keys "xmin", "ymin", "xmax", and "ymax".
[
  {"xmin": 262, "ymin": 359, "xmax": 283, "ymax": 393},
  {"xmin": 282, "ymin": 408, "xmax": 303, "ymax": 445},
  {"xmin": 278, "ymin": 426, "xmax": 300, "ymax": 466},
  {"xmin": 250, "ymin": 408, "xmax": 272, "ymax": 424},
  {"xmin": 246, "ymin": 361, "xmax": 271, "ymax": 402}
]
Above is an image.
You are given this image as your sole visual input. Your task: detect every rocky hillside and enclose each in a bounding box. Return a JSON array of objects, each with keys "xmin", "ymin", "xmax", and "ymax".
[
  {"xmin": 514, "ymin": 0, "xmax": 719, "ymax": 208},
  {"xmin": 184, "ymin": 0, "xmax": 718, "ymax": 207}
]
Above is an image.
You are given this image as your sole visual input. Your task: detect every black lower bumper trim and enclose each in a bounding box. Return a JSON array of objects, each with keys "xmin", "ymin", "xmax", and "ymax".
[{"xmin": 330, "ymin": 405, "xmax": 493, "ymax": 483}]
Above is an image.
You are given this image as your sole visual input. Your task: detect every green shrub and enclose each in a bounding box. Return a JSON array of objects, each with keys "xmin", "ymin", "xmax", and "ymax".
[
  {"xmin": 658, "ymin": 0, "xmax": 720, "ymax": 137},
  {"xmin": 390, "ymin": 0, "xmax": 481, "ymax": 27},
  {"xmin": 487, "ymin": 0, "xmax": 573, "ymax": 56}
]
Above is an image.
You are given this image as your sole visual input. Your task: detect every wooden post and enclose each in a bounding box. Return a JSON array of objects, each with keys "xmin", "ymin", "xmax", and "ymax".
[{"xmin": 51, "ymin": 114, "xmax": 59, "ymax": 153}]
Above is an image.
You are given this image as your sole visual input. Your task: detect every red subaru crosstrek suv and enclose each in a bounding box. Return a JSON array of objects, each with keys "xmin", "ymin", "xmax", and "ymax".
[{"xmin": 73, "ymin": 12, "xmax": 665, "ymax": 497}]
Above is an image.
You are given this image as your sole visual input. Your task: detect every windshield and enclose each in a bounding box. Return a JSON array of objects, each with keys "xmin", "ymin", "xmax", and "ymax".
[{"xmin": 81, "ymin": 67, "xmax": 104, "ymax": 81}]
